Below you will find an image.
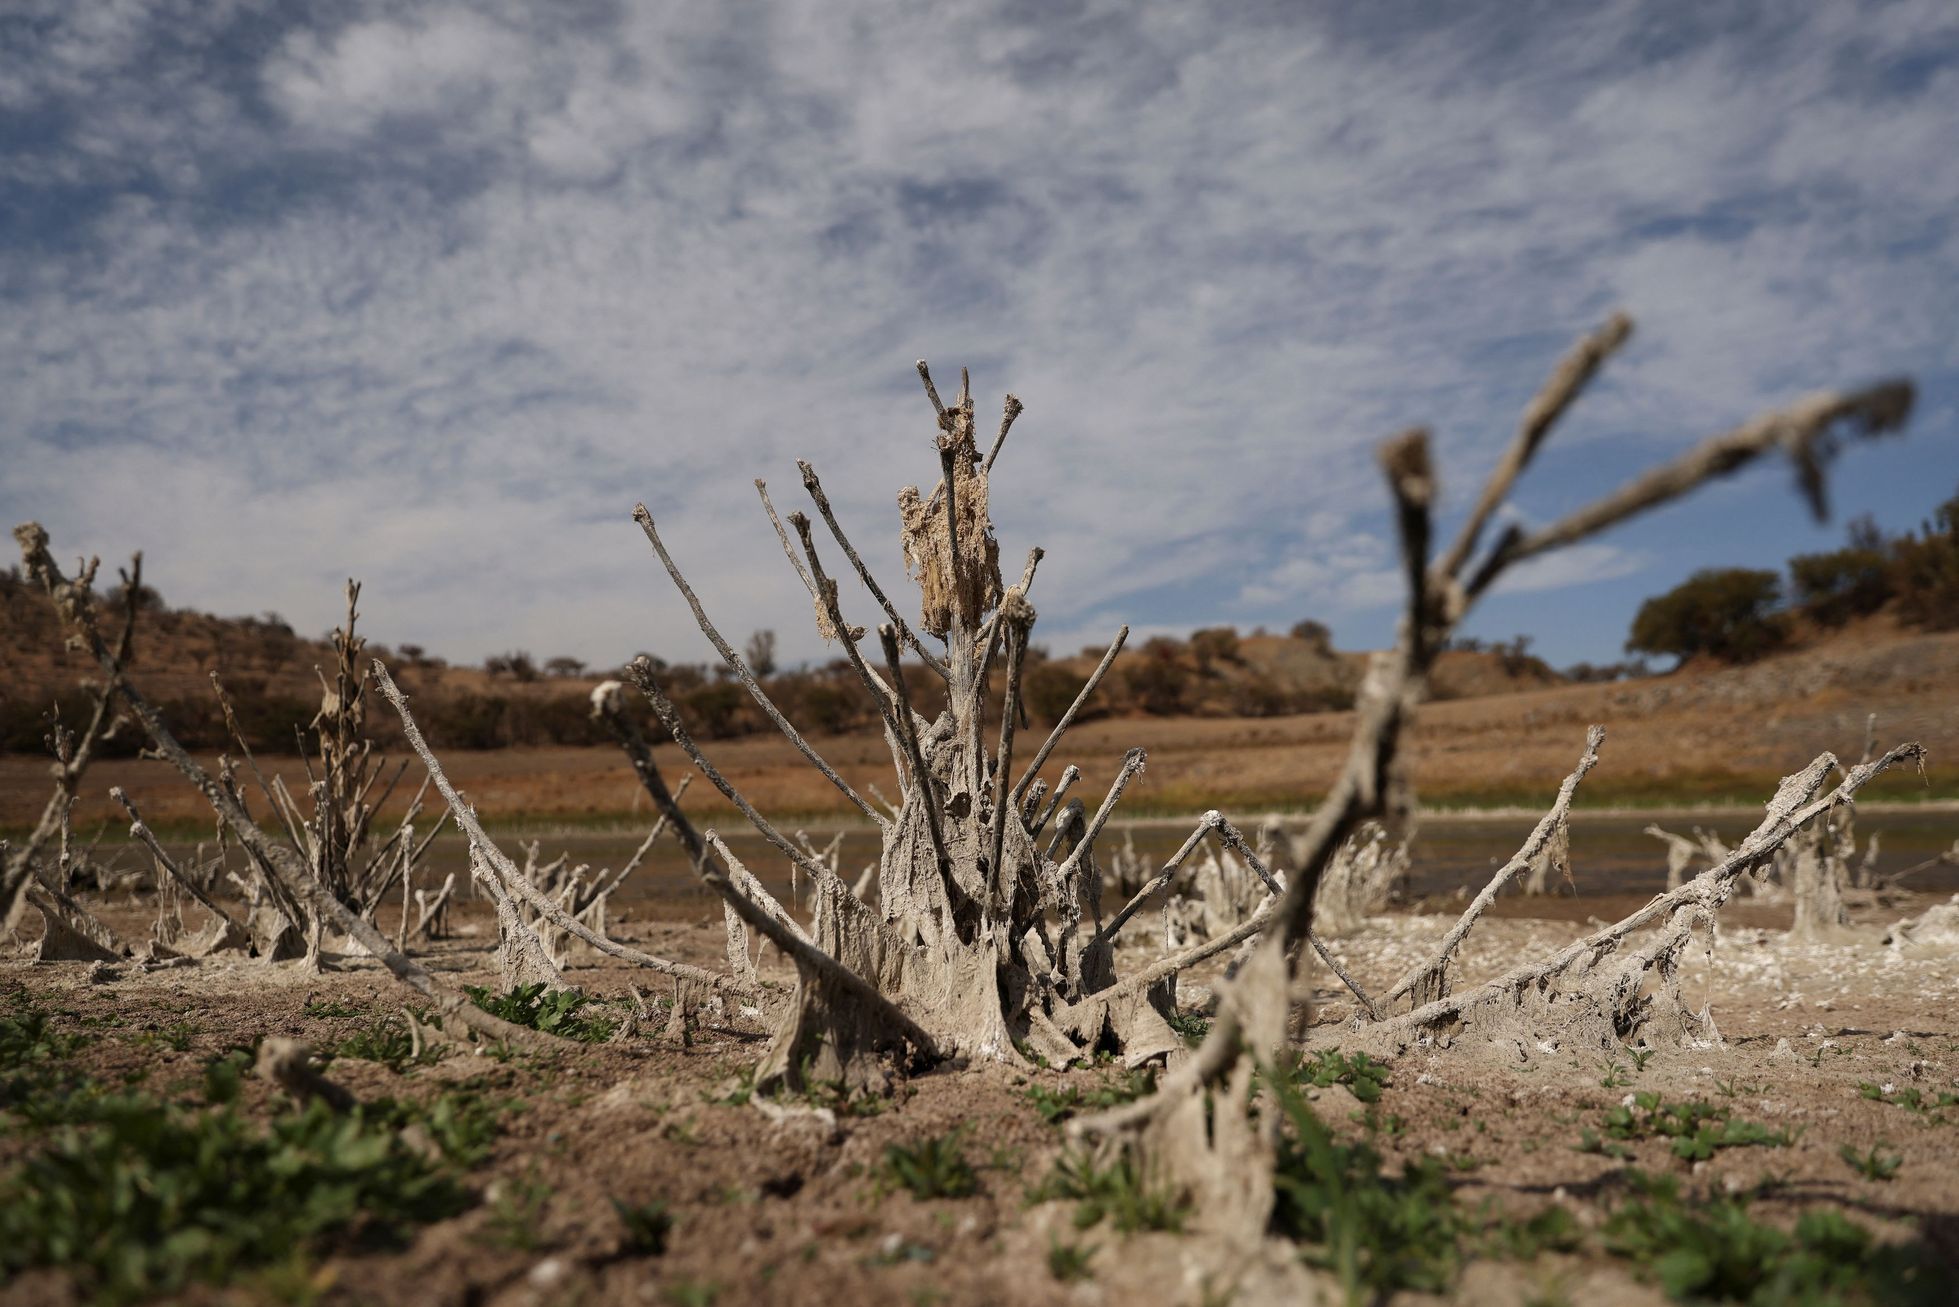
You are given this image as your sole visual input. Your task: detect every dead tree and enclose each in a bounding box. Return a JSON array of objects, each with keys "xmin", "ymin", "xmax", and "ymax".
[
  {"xmin": 12, "ymin": 525, "xmax": 562, "ymax": 1051},
  {"xmin": 2, "ymin": 533, "xmax": 144, "ymax": 961},
  {"xmin": 1644, "ymin": 824, "xmax": 1702, "ymax": 891},
  {"xmin": 191, "ymin": 583, "xmax": 445, "ymax": 963},
  {"xmin": 376, "ymin": 365, "xmax": 1359, "ymax": 1093},
  {"xmin": 1785, "ymin": 715, "xmax": 1883, "ymax": 940},
  {"xmin": 611, "ymin": 367, "xmax": 1224, "ymax": 1089},
  {"xmin": 1075, "ymin": 314, "xmax": 1919, "ymax": 1245},
  {"xmin": 1313, "ymin": 820, "xmax": 1410, "ymax": 934}
]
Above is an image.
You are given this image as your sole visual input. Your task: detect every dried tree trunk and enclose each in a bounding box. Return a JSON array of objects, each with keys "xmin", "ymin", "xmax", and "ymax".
[{"xmin": 1074, "ymin": 314, "xmax": 1915, "ymax": 1259}]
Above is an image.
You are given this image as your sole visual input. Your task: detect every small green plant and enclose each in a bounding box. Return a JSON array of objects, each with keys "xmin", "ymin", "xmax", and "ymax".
[
  {"xmin": 1628, "ymin": 1047, "xmax": 1656, "ymax": 1073},
  {"xmin": 1839, "ymin": 1144, "xmax": 1903, "ymax": 1181},
  {"xmin": 335, "ymin": 1015, "xmax": 439, "ymax": 1073},
  {"xmin": 613, "ymin": 1198, "xmax": 674, "ymax": 1254},
  {"xmin": 1599, "ymin": 1061, "xmax": 1631, "ymax": 1088},
  {"xmin": 879, "ymin": 1133, "xmax": 978, "ymax": 1199},
  {"xmin": 301, "ymin": 999, "xmax": 361, "ymax": 1020},
  {"xmin": 1480, "ymin": 1204, "xmax": 1582, "ymax": 1260},
  {"xmin": 464, "ymin": 983, "xmax": 615, "ymax": 1043},
  {"xmin": 1603, "ymin": 1171, "xmax": 1934, "ymax": 1304},
  {"xmin": 0, "ymin": 1094, "xmax": 468, "ymax": 1303},
  {"xmin": 130, "ymin": 1019, "xmax": 201, "ymax": 1053},
  {"xmin": 663, "ymin": 1281, "xmax": 719, "ymax": 1307},
  {"xmin": 202, "ymin": 1048, "xmax": 252, "ymax": 1105},
  {"xmin": 1289, "ymin": 1049, "xmax": 1391, "ymax": 1104},
  {"xmin": 1033, "ymin": 1150, "xmax": 1186, "ymax": 1233},
  {"xmin": 1594, "ymin": 1093, "xmax": 1796, "ymax": 1162},
  {"xmin": 1576, "ymin": 1128, "xmax": 1634, "ymax": 1161},
  {"xmin": 1023, "ymin": 1068, "xmax": 1156, "ymax": 1124},
  {"xmin": 769, "ymin": 1063, "xmax": 887, "ymax": 1117},
  {"xmin": 1046, "ymin": 1237, "xmax": 1097, "ymax": 1282},
  {"xmin": 1859, "ymin": 1081, "xmax": 1959, "ymax": 1122},
  {"xmin": 1167, "ymin": 1009, "xmax": 1212, "ymax": 1047},
  {"xmin": 385, "ymin": 1087, "xmax": 507, "ymax": 1167},
  {"xmin": 1269, "ymin": 1076, "xmax": 1463, "ymax": 1301},
  {"xmin": 482, "ymin": 1170, "xmax": 553, "ymax": 1250},
  {"xmin": 2, "ymin": 992, "xmax": 93, "ymax": 1112}
]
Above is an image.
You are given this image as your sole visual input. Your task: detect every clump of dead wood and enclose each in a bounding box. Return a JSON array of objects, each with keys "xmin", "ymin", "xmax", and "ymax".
[{"xmin": 1070, "ymin": 314, "xmax": 1921, "ymax": 1262}]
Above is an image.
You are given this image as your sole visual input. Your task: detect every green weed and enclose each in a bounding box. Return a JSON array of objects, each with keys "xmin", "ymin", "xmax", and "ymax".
[
  {"xmin": 1269, "ymin": 1075, "xmax": 1463, "ymax": 1301},
  {"xmin": 464, "ymin": 983, "xmax": 615, "ymax": 1043},
  {"xmin": 1592, "ymin": 1092, "xmax": 1797, "ymax": 1162},
  {"xmin": 1858, "ymin": 1081, "xmax": 1959, "ymax": 1122},
  {"xmin": 1839, "ymin": 1144, "xmax": 1903, "ymax": 1181},
  {"xmin": 612, "ymin": 1198, "xmax": 674, "ymax": 1255},
  {"xmin": 334, "ymin": 1014, "xmax": 441, "ymax": 1074},
  {"xmin": 1288, "ymin": 1048, "xmax": 1392, "ymax": 1104},
  {"xmin": 1033, "ymin": 1151, "xmax": 1186, "ymax": 1234},
  {"xmin": 0, "ymin": 1095, "xmax": 468, "ymax": 1304},
  {"xmin": 879, "ymin": 1133, "xmax": 978, "ymax": 1199},
  {"xmin": 482, "ymin": 1170, "xmax": 552, "ymax": 1250},
  {"xmin": 1167, "ymin": 1009, "xmax": 1212, "ymax": 1047},
  {"xmin": 130, "ymin": 1019, "xmax": 200, "ymax": 1053},
  {"xmin": 1046, "ymin": 1237, "xmax": 1097, "ymax": 1282},
  {"xmin": 1603, "ymin": 1171, "xmax": 1934, "ymax": 1304},
  {"xmin": 1023, "ymin": 1068, "xmax": 1156, "ymax": 1124}
]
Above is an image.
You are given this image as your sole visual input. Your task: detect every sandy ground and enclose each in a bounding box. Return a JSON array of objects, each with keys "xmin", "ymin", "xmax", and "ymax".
[{"xmin": 4, "ymin": 882, "xmax": 1957, "ymax": 1307}]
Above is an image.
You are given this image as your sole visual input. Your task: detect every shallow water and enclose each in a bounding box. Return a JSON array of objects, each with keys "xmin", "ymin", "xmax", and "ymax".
[
  {"xmin": 129, "ymin": 808, "xmax": 1956, "ymax": 914},
  {"xmin": 420, "ymin": 808, "xmax": 1959, "ymax": 906}
]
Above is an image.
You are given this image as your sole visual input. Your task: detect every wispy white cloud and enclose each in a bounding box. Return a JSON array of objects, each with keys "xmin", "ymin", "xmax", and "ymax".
[{"xmin": 1, "ymin": 0, "xmax": 1954, "ymax": 672}]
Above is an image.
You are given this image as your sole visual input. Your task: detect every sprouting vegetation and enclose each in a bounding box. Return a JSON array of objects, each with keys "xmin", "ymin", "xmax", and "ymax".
[
  {"xmin": 334, "ymin": 1013, "xmax": 442, "ymax": 1073},
  {"xmin": 0, "ymin": 1092, "xmax": 471, "ymax": 1302},
  {"xmin": 464, "ymin": 983, "xmax": 616, "ymax": 1043},
  {"xmin": 878, "ymin": 1133, "xmax": 979, "ymax": 1200},
  {"xmin": 1578, "ymin": 1093, "xmax": 1798, "ymax": 1162},
  {"xmin": 1033, "ymin": 1151, "xmax": 1187, "ymax": 1234},
  {"xmin": 1287, "ymin": 1049, "xmax": 1394, "ymax": 1104},
  {"xmin": 613, "ymin": 1198, "xmax": 675, "ymax": 1255},
  {"xmin": 1024, "ymin": 1068, "xmax": 1157, "ymax": 1124},
  {"xmin": 1603, "ymin": 1172, "xmax": 1935, "ymax": 1304}
]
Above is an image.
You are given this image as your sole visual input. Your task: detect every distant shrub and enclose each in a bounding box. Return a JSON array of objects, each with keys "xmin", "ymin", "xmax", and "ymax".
[
  {"xmin": 1790, "ymin": 517, "xmax": 1893, "ymax": 627},
  {"xmin": 743, "ymin": 629, "xmax": 778, "ymax": 677},
  {"xmin": 1626, "ymin": 568, "xmax": 1787, "ymax": 665},
  {"xmin": 1189, "ymin": 626, "xmax": 1241, "ymax": 668},
  {"xmin": 1289, "ymin": 618, "xmax": 1333, "ymax": 652},
  {"xmin": 484, "ymin": 651, "xmax": 539, "ymax": 682},
  {"xmin": 1025, "ymin": 662, "xmax": 1091, "ymax": 724},
  {"xmin": 1228, "ymin": 674, "xmax": 1292, "ymax": 717},
  {"xmin": 1891, "ymin": 486, "xmax": 1959, "ymax": 630},
  {"xmin": 1491, "ymin": 634, "xmax": 1551, "ymax": 679},
  {"xmin": 1125, "ymin": 637, "xmax": 1189, "ymax": 715}
]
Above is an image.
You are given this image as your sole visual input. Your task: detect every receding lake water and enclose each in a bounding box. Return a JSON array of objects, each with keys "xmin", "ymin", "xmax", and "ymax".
[
  {"xmin": 417, "ymin": 809, "xmax": 1958, "ymax": 908},
  {"xmin": 132, "ymin": 810, "xmax": 1956, "ymax": 916}
]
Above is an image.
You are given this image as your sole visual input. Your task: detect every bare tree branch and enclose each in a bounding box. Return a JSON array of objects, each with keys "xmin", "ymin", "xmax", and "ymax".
[
  {"xmin": 1437, "ymin": 313, "xmax": 1633, "ymax": 582},
  {"xmin": 798, "ymin": 460, "xmax": 951, "ymax": 681},
  {"xmin": 1012, "ymin": 625, "xmax": 1128, "ymax": 805},
  {"xmin": 375, "ymin": 663, "xmax": 751, "ymax": 997},
  {"xmin": 634, "ymin": 503, "xmax": 886, "ymax": 827},
  {"xmin": 984, "ymin": 393, "xmax": 1024, "ymax": 473},
  {"xmin": 1385, "ymin": 726, "xmax": 1605, "ymax": 1007},
  {"xmin": 1465, "ymin": 380, "xmax": 1914, "ymax": 601}
]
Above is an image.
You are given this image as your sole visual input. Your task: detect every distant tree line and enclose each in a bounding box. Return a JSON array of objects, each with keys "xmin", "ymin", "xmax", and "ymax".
[{"xmin": 1624, "ymin": 484, "xmax": 1959, "ymax": 665}]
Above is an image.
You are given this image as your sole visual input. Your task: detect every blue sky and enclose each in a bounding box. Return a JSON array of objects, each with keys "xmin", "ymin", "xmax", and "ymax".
[{"xmin": 3, "ymin": 0, "xmax": 1955, "ymax": 672}]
